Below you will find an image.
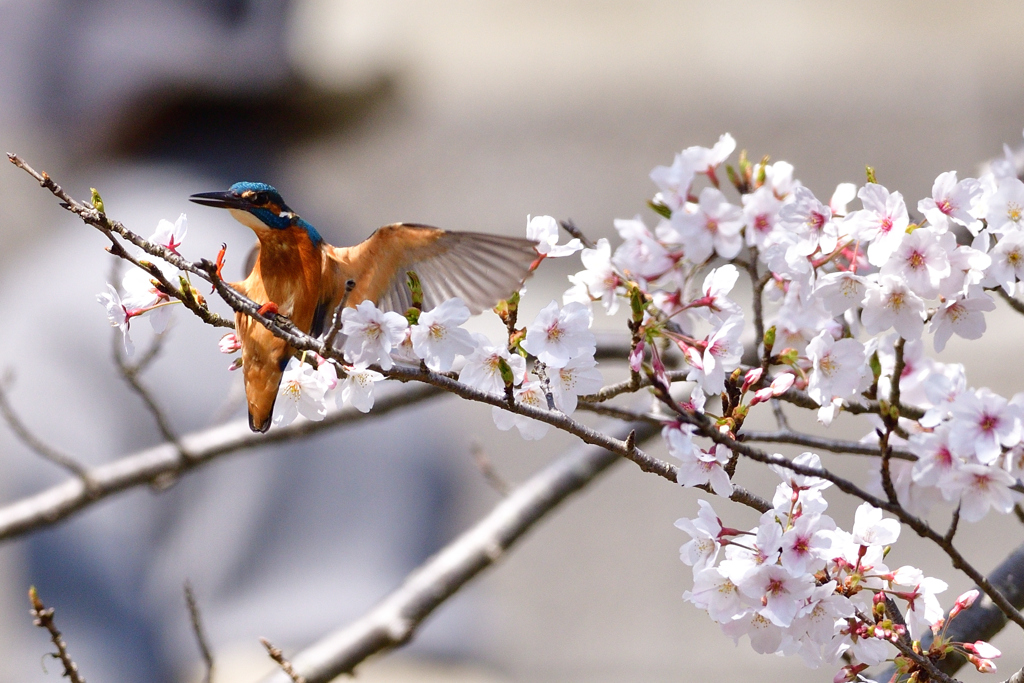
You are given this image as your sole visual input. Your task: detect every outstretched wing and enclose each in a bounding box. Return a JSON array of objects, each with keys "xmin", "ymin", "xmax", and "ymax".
[{"xmin": 325, "ymin": 223, "xmax": 538, "ymax": 315}]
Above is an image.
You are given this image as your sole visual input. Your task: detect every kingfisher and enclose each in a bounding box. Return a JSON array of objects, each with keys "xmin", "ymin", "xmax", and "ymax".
[{"xmin": 190, "ymin": 182, "xmax": 538, "ymax": 433}]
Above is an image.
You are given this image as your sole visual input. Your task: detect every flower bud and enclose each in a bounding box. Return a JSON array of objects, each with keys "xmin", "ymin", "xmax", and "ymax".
[
  {"xmin": 949, "ymin": 589, "xmax": 979, "ymax": 619},
  {"xmin": 219, "ymin": 332, "xmax": 241, "ymax": 354}
]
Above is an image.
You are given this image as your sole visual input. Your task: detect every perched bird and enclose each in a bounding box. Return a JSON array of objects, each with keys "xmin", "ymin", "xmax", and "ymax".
[{"xmin": 190, "ymin": 182, "xmax": 538, "ymax": 432}]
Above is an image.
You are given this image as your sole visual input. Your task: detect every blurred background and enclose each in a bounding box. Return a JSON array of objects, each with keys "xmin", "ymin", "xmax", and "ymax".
[{"xmin": 1, "ymin": 1, "xmax": 1024, "ymax": 681}]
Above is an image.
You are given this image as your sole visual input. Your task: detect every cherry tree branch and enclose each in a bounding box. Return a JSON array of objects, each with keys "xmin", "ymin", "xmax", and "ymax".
[
  {"xmin": 258, "ymin": 422, "xmax": 657, "ymax": 683},
  {"xmin": 29, "ymin": 586, "xmax": 86, "ymax": 683},
  {"xmin": 184, "ymin": 581, "xmax": 215, "ymax": 683},
  {"xmin": 0, "ymin": 385, "xmax": 443, "ymax": 542}
]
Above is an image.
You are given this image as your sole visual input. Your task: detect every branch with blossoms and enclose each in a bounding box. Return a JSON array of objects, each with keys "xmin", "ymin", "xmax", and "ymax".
[{"xmin": 12, "ymin": 129, "xmax": 1024, "ymax": 682}]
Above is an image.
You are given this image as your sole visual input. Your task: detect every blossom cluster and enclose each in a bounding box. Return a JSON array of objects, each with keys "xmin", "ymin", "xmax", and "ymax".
[{"xmin": 676, "ymin": 455, "xmax": 998, "ymax": 674}]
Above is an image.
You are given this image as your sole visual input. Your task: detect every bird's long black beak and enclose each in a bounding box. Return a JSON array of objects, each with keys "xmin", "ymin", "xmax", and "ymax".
[{"xmin": 189, "ymin": 191, "xmax": 248, "ymax": 210}]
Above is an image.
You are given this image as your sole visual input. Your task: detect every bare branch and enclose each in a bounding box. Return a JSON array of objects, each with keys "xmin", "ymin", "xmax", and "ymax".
[
  {"xmin": 0, "ymin": 374, "xmax": 94, "ymax": 486},
  {"xmin": 260, "ymin": 638, "xmax": 306, "ymax": 683},
  {"xmin": 0, "ymin": 385, "xmax": 443, "ymax": 542},
  {"xmin": 997, "ymin": 286, "xmax": 1024, "ymax": 315},
  {"xmin": 29, "ymin": 586, "xmax": 86, "ymax": 683},
  {"xmin": 1002, "ymin": 667, "xmax": 1024, "ymax": 683},
  {"xmin": 185, "ymin": 581, "xmax": 214, "ymax": 683},
  {"xmin": 258, "ymin": 422, "xmax": 657, "ymax": 683}
]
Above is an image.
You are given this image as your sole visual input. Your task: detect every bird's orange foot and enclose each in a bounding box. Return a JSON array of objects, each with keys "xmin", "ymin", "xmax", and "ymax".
[
  {"xmin": 211, "ymin": 243, "xmax": 227, "ymax": 293},
  {"xmin": 257, "ymin": 302, "xmax": 280, "ymax": 317}
]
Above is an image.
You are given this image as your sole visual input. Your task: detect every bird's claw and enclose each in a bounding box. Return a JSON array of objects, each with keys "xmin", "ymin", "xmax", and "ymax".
[
  {"xmin": 211, "ymin": 243, "xmax": 227, "ymax": 293},
  {"xmin": 257, "ymin": 302, "xmax": 280, "ymax": 317}
]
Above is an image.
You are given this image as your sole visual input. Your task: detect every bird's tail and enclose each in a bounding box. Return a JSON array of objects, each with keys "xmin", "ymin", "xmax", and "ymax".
[{"xmin": 237, "ymin": 314, "xmax": 288, "ymax": 433}]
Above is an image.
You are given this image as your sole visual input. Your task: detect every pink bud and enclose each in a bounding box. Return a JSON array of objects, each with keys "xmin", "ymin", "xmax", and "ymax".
[
  {"xmin": 770, "ymin": 373, "xmax": 795, "ymax": 395},
  {"xmin": 629, "ymin": 341, "xmax": 645, "ymax": 373},
  {"xmin": 219, "ymin": 332, "xmax": 241, "ymax": 354},
  {"xmin": 965, "ymin": 641, "xmax": 1001, "ymax": 659},
  {"xmin": 750, "ymin": 387, "xmax": 772, "ymax": 406},
  {"xmin": 228, "ymin": 357, "xmax": 243, "ymax": 372},
  {"xmin": 949, "ymin": 589, "xmax": 979, "ymax": 618},
  {"xmin": 968, "ymin": 655, "xmax": 997, "ymax": 673},
  {"xmin": 651, "ymin": 346, "xmax": 669, "ymax": 388},
  {"xmin": 742, "ymin": 367, "xmax": 763, "ymax": 393},
  {"xmin": 684, "ymin": 345, "xmax": 703, "ymax": 370}
]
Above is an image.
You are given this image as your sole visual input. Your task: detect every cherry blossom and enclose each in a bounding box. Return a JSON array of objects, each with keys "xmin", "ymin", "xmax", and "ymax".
[
  {"xmin": 949, "ymin": 388, "xmax": 1022, "ymax": 463},
  {"xmin": 339, "ymin": 364, "xmax": 385, "ymax": 413},
  {"xmin": 150, "ymin": 212, "xmax": 187, "ymax": 253},
  {"xmin": 860, "ymin": 275, "xmax": 925, "ymax": 339},
  {"xmin": 878, "ymin": 226, "xmax": 950, "ymax": 299},
  {"xmin": 340, "ymin": 301, "xmax": 409, "ymax": 370},
  {"xmin": 813, "ymin": 271, "xmax": 868, "ymax": 316},
  {"xmin": 778, "ymin": 186, "xmax": 838, "ymax": 256},
  {"xmin": 986, "ymin": 230, "xmax": 1024, "ymax": 295},
  {"xmin": 410, "ymin": 298, "xmax": 476, "ymax": 372},
  {"xmin": 547, "ymin": 355, "xmax": 602, "ymax": 414},
  {"xmin": 492, "ymin": 380, "xmax": 550, "ymax": 440},
  {"xmin": 686, "ymin": 566, "xmax": 750, "ymax": 624},
  {"xmin": 850, "ymin": 503, "xmax": 900, "ymax": 547},
  {"xmin": 686, "ymin": 314, "xmax": 744, "ymax": 395},
  {"xmin": 918, "ymin": 171, "xmax": 983, "ymax": 232},
  {"xmin": 847, "ymin": 183, "xmax": 909, "ymax": 267},
  {"xmin": 737, "ymin": 563, "xmax": 816, "ymax": 627},
  {"xmin": 650, "ymin": 152, "xmax": 696, "ymax": 213},
  {"xmin": 666, "ymin": 186, "xmax": 744, "ymax": 263},
  {"xmin": 96, "ymin": 284, "xmax": 136, "ymax": 357},
  {"xmin": 613, "ymin": 216, "xmax": 674, "ymax": 280},
  {"xmin": 675, "ymin": 499, "xmax": 723, "ymax": 572},
  {"xmin": 522, "ymin": 301, "xmax": 595, "ymax": 368},
  {"xmin": 563, "ymin": 238, "xmax": 621, "ymax": 314},
  {"xmin": 929, "ymin": 293, "xmax": 995, "ymax": 352},
  {"xmin": 121, "ymin": 267, "xmax": 174, "ymax": 333},
  {"xmin": 741, "ymin": 185, "xmax": 783, "ymax": 247},
  {"xmin": 806, "ymin": 331, "xmax": 868, "ymax": 425},
  {"xmin": 527, "ymin": 214, "xmax": 583, "ymax": 258},
  {"xmin": 945, "ymin": 463, "xmax": 1016, "ymax": 522},
  {"xmin": 984, "ymin": 176, "xmax": 1024, "ymax": 235},
  {"xmin": 682, "ymin": 132, "xmax": 736, "ymax": 176},
  {"xmin": 459, "ymin": 336, "xmax": 527, "ymax": 395},
  {"xmin": 273, "ymin": 357, "xmax": 329, "ymax": 426}
]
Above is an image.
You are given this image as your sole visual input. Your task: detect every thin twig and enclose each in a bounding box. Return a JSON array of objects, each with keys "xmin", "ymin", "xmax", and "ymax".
[
  {"xmin": 29, "ymin": 586, "xmax": 86, "ymax": 683},
  {"xmin": 997, "ymin": 286, "xmax": 1024, "ymax": 315},
  {"xmin": 558, "ymin": 218, "xmax": 597, "ymax": 249},
  {"xmin": 944, "ymin": 504, "xmax": 961, "ymax": 544},
  {"xmin": 770, "ymin": 398, "xmax": 790, "ymax": 431},
  {"xmin": 469, "ymin": 441, "xmax": 512, "ymax": 496},
  {"xmin": 184, "ymin": 581, "xmax": 214, "ymax": 683},
  {"xmin": 879, "ymin": 337, "xmax": 907, "ymax": 504},
  {"xmin": 260, "ymin": 638, "xmax": 306, "ymax": 683},
  {"xmin": 113, "ymin": 328, "xmax": 189, "ymax": 456},
  {"xmin": 0, "ymin": 374, "xmax": 95, "ymax": 487},
  {"xmin": 322, "ymin": 279, "xmax": 355, "ymax": 351}
]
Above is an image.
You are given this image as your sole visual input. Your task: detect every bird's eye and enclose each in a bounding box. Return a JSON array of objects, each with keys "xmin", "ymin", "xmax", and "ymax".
[{"xmin": 254, "ymin": 191, "xmax": 269, "ymax": 205}]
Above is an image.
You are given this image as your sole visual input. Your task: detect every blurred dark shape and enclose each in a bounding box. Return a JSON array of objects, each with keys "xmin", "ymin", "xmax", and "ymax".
[
  {"xmin": 13, "ymin": 0, "xmax": 393, "ymax": 175},
  {"xmin": 105, "ymin": 75, "xmax": 394, "ymax": 170}
]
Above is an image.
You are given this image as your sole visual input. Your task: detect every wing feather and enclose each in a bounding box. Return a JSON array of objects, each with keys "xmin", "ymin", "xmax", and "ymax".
[{"xmin": 326, "ymin": 224, "xmax": 538, "ymax": 315}]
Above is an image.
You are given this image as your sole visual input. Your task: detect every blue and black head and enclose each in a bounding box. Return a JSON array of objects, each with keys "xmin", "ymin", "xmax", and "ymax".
[{"xmin": 190, "ymin": 182, "xmax": 322, "ymax": 245}]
